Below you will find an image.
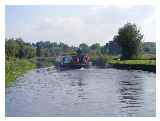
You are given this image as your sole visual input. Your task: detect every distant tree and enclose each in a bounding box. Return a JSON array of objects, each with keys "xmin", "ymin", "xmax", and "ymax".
[
  {"xmin": 143, "ymin": 42, "xmax": 156, "ymax": 54},
  {"xmin": 36, "ymin": 41, "xmax": 45, "ymax": 57},
  {"xmin": 90, "ymin": 43, "xmax": 101, "ymax": 55},
  {"xmin": 79, "ymin": 43, "xmax": 90, "ymax": 53},
  {"xmin": 100, "ymin": 45, "xmax": 107, "ymax": 55},
  {"xmin": 114, "ymin": 23, "xmax": 143, "ymax": 59},
  {"xmin": 5, "ymin": 38, "xmax": 19, "ymax": 59},
  {"xmin": 35, "ymin": 41, "xmax": 76, "ymax": 57}
]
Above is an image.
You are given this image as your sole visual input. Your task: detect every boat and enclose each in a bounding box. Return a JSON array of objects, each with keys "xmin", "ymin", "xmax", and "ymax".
[{"xmin": 56, "ymin": 53, "xmax": 91, "ymax": 70}]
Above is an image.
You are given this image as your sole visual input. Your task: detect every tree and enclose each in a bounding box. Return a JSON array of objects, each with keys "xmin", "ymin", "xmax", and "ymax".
[
  {"xmin": 100, "ymin": 45, "xmax": 107, "ymax": 55},
  {"xmin": 90, "ymin": 43, "xmax": 101, "ymax": 55},
  {"xmin": 5, "ymin": 38, "xmax": 20, "ymax": 59},
  {"xmin": 6, "ymin": 38, "xmax": 36, "ymax": 59},
  {"xmin": 114, "ymin": 23, "xmax": 143, "ymax": 59},
  {"xmin": 79, "ymin": 43, "xmax": 90, "ymax": 53}
]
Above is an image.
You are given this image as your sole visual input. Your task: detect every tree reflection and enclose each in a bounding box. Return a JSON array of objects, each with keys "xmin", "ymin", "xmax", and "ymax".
[
  {"xmin": 117, "ymin": 72, "xmax": 144, "ymax": 116},
  {"xmin": 70, "ymin": 70, "xmax": 88, "ymax": 100}
]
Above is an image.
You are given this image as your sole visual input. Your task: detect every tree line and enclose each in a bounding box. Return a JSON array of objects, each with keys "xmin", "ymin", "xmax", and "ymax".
[
  {"xmin": 6, "ymin": 23, "xmax": 156, "ymax": 60},
  {"xmin": 5, "ymin": 38, "xmax": 108, "ymax": 59},
  {"xmin": 5, "ymin": 38, "xmax": 36, "ymax": 59}
]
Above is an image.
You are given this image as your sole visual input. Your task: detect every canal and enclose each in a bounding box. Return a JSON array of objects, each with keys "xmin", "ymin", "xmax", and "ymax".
[{"xmin": 6, "ymin": 67, "xmax": 156, "ymax": 116}]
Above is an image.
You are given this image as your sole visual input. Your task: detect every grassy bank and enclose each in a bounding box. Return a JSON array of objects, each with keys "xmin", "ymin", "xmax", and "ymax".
[
  {"xmin": 108, "ymin": 59, "xmax": 156, "ymax": 72},
  {"xmin": 109, "ymin": 59, "xmax": 156, "ymax": 65},
  {"xmin": 89, "ymin": 53, "xmax": 156, "ymax": 72},
  {"xmin": 6, "ymin": 58, "xmax": 36, "ymax": 87}
]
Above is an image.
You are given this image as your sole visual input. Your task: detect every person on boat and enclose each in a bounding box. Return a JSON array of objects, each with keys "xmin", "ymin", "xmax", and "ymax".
[
  {"xmin": 73, "ymin": 48, "xmax": 90, "ymax": 65},
  {"xmin": 72, "ymin": 55, "xmax": 80, "ymax": 64},
  {"xmin": 57, "ymin": 48, "xmax": 90, "ymax": 68}
]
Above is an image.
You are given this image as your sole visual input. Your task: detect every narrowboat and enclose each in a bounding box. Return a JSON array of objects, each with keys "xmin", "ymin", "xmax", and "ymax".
[{"xmin": 56, "ymin": 54, "xmax": 91, "ymax": 70}]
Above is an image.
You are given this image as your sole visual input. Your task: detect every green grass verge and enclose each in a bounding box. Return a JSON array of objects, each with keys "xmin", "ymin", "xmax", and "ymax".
[
  {"xmin": 109, "ymin": 59, "xmax": 156, "ymax": 66},
  {"xmin": 6, "ymin": 58, "xmax": 36, "ymax": 87}
]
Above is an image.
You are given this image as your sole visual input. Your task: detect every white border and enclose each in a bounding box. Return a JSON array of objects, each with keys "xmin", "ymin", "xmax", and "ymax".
[
  {"xmin": 0, "ymin": 0, "xmax": 5, "ymax": 120},
  {"xmin": 4, "ymin": 0, "xmax": 157, "ymax": 6},
  {"xmin": 155, "ymin": 2, "xmax": 160, "ymax": 118},
  {"xmin": 0, "ymin": 0, "xmax": 160, "ymax": 121}
]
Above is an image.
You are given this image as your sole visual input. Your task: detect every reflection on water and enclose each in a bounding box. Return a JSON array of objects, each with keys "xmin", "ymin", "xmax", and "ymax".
[
  {"xmin": 118, "ymin": 75, "xmax": 144, "ymax": 116},
  {"xmin": 36, "ymin": 58, "xmax": 55, "ymax": 68},
  {"xmin": 6, "ymin": 68, "xmax": 155, "ymax": 117}
]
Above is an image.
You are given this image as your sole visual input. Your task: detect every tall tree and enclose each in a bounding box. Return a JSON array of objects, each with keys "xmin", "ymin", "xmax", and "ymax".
[{"xmin": 114, "ymin": 23, "xmax": 143, "ymax": 59}]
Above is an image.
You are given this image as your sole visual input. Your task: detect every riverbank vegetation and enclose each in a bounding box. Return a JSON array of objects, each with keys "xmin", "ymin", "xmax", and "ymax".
[
  {"xmin": 5, "ymin": 39, "xmax": 36, "ymax": 87},
  {"xmin": 5, "ymin": 23, "xmax": 156, "ymax": 86},
  {"xmin": 106, "ymin": 23, "xmax": 155, "ymax": 72},
  {"xmin": 6, "ymin": 59, "xmax": 36, "ymax": 87},
  {"xmin": 109, "ymin": 59, "xmax": 155, "ymax": 66}
]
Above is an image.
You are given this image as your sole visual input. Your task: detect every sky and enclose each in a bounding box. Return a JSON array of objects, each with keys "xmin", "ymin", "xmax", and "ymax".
[{"xmin": 6, "ymin": 5, "xmax": 155, "ymax": 46}]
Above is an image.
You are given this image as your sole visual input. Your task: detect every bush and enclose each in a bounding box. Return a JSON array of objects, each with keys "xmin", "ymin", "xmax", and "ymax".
[
  {"xmin": 91, "ymin": 55, "xmax": 110, "ymax": 67},
  {"xmin": 6, "ymin": 58, "xmax": 36, "ymax": 87}
]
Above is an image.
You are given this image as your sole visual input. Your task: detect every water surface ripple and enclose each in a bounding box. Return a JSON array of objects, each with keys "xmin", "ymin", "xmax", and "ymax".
[{"xmin": 6, "ymin": 67, "xmax": 156, "ymax": 116}]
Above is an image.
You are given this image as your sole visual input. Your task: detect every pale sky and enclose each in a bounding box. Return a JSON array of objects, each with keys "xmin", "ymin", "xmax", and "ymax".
[{"xmin": 6, "ymin": 5, "xmax": 155, "ymax": 46}]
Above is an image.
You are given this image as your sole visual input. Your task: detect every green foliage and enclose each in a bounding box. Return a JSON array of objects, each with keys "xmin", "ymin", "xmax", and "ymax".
[
  {"xmin": 90, "ymin": 43, "xmax": 101, "ymax": 55},
  {"xmin": 140, "ymin": 54, "xmax": 156, "ymax": 60},
  {"xmin": 35, "ymin": 41, "xmax": 75, "ymax": 57},
  {"xmin": 109, "ymin": 59, "xmax": 155, "ymax": 66},
  {"xmin": 94, "ymin": 56, "xmax": 108, "ymax": 67},
  {"xmin": 5, "ymin": 38, "xmax": 110, "ymax": 60},
  {"xmin": 79, "ymin": 43, "xmax": 90, "ymax": 53},
  {"xmin": 5, "ymin": 38, "xmax": 36, "ymax": 59},
  {"xmin": 5, "ymin": 38, "xmax": 20, "ymax": 58},
  {"xmin": 5, "ymin": 38, "xmax": 37, "ymax": 87},
  {"xmin": 6, "ymin": 59, "xmax": 36, "ymax": 87},
  {"xmin": 114, "ymin": 23, "xmax": 143, "ymax": 59},
  {"xmin": 90, "ymin": 54, "xmax": 113, "ymax": 67},
  {"xmin": 100, "ymin": 45, "xmax": 108, "ymax": 55}
]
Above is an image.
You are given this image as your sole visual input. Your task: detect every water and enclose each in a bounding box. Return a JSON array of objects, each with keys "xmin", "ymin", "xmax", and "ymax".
[{"xmin": 6, "ymin": 67, "xmax": 156, "ymax": 117}]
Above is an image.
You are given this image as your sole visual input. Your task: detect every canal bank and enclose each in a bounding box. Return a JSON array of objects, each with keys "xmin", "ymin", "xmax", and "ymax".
[
  {"xmin": 5, "ymin": 57, "xmax": 156, "ymax": 87},
  {"xmin": 109, "ymin": 64, "xmax": 156, "ymax": 72},
  {"xmin": 5, "ymin": 58, "xmax": 36, "ymax": 87},
  {"xmin": 5, "ymin": 57, "xmax": 57, "ymax": 87},
  {"xmin": 108, "ymin": 59, "xmax": 156, "ymax": 73}
]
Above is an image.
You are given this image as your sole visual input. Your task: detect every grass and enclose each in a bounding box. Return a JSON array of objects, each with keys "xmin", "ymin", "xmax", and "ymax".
[
  {"xmin": 6, "ymin": 58, "xmax": 36, "ymax": 87},
  {"xmin": 140, "ymin": 54, "xmax": 156, "ymax": 60},
  {"xmin": 89, "ymin": 54, "xmax": 156, "ymax": 66},
  {"xmin": 109, "ymin": 59, "xmax": 156, "ymax": 66}
]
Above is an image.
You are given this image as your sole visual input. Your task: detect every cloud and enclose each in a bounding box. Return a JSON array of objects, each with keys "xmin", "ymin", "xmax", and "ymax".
[{"xmin": 6, "ymin": 6, "xmax": 155, "ymax": 45}]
